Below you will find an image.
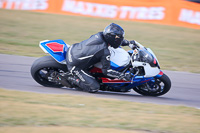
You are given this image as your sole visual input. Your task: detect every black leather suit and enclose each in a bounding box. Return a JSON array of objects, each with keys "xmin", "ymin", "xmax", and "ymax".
[{"xmin": 66, "ymin": 32, "xmax": 132, "ymax": 91}]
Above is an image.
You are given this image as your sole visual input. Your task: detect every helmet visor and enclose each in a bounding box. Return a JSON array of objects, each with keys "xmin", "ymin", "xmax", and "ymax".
[{"xmin": 114, "ymin": 35, "xmax": 124, "ymax": 46}]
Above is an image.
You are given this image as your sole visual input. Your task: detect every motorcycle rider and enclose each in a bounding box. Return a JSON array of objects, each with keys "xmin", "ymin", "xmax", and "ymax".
[{"xmin": 65, "ymin": 23, "xmax": 137, "ymax": 93}]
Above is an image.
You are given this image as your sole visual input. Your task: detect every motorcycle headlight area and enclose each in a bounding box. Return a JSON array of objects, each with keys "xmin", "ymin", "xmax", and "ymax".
[
  {"xmin": 131, "ymin": 50, "xmax": 160, "ymax": 77},
  {"xmin": 132, "ymin": 50, "xmax": 154, "ymax": 63}
]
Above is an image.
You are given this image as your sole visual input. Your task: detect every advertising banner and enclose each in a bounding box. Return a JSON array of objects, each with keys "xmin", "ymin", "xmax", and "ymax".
[{"xmin": 0, "ymin": 0, "xmax": 199, "ymax": 29}]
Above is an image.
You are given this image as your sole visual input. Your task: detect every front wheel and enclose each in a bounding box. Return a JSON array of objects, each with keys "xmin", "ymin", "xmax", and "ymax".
[{"xmin": 133, "ymin": 74, "xmax": 171, "ymax": 96}]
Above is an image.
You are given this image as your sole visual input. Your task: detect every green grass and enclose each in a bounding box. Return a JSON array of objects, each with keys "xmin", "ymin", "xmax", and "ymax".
[
  {"xmin": 0, "ymin": 89, "xmax": 200, "ymax": 133},
  {"xmin": 0, "ymin": 9, "xmax": 200, "ymax": 73},
  {"xmin": 0, "ymin": 127, "xmax": 149, "ymax": 133}
]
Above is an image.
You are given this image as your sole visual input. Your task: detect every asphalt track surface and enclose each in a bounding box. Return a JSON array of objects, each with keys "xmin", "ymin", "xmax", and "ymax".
[{"xmin": 0, "ymin": 54, "xmax": 200, "ymax": 109}]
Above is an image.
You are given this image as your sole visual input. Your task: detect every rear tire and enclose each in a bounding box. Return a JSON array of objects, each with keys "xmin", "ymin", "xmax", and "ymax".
[
  {"xmin": 133, "ymin": 74, "xmax": 171, "ymax": 96},
  {"xmin": 31, "ymin": 56, "xmax": 68, "ymax": 88}
]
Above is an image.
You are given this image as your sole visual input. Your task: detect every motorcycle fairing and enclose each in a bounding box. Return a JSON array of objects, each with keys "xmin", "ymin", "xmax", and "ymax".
[
  {"xmin": 99, "ymin": 69, "xmax": 163, "ymax": 90},
  {"xmin": 109, "ymin": 47, "xmax": 130, "ymax": 70},
  {"xmin": 94, "ymin": 61, "xmax": 125, "ymax": 71},
  {"xmin": 94, "ymin": 47, "xmax": 130, "ymax": 71},
  {"xmin": 39, "ymin": 39, "xmax": 69, "ymax": 64},
  {"xmin": 102, "ymin": 76, "xmax": 153, "ymax": 90},
  {"xmin": 110, "ymin": 61, "xmax": 125, "ymax": 71},
  {"xmin": 154, "ymin": 70, "xmax": 163, "ymax": 78},
  {"xmin": 101, "ymin": 78, "xmax": 131, "ymax": 83}
]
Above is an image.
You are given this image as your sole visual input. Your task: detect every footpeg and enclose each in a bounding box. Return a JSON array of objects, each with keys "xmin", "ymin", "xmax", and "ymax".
[{"xmin": 51, "ymin": 72, "xmax": 73, "ymax": 88}]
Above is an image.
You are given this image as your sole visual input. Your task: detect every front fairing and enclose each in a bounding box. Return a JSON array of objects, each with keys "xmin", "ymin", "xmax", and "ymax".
[
  {"xmin": 133, "ymin": 47, "xmax": 158, "ymax": 67},
  {"xmin": 131, "ymin": 46, "xmax": 161, "ymax": 77}
]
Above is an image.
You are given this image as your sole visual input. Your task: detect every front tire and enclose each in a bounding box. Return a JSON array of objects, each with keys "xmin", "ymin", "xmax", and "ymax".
[
  {"xmin": 133, "ymin": 74, "xmax": 171, "ymax": 96},
  {"xmin": 31, "ymin": 56, "xmax": 67, "ymax": 88}
]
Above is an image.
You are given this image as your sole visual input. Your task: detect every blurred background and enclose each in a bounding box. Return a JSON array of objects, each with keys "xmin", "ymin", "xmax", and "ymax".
[{"xmin": 0, "ymin": 1, "xmax": 200, "ymax": 133}]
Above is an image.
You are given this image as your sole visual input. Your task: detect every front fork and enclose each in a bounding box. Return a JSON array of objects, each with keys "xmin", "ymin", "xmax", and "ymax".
[{"xmin": 148, "ymin": 70, "xmax": 163, "ymax": 89}]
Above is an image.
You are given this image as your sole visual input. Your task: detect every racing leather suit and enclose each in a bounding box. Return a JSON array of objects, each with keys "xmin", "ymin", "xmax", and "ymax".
[{"xmin": 66, "ymin": 32, "xmax": 134, "ymax": 92}]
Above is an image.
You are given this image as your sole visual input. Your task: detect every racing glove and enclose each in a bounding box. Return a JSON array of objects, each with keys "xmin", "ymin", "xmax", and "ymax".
[
  {"xmin": 121, "ymin": 40, "xmax": 137, "ymax": 50},
  {"xmin": 129, "ymin": 40, "xmax": 137, "ymax": 50}
]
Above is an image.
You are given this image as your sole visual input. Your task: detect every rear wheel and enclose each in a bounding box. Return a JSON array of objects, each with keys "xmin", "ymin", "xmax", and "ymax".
[
  {"xmin": 31, "ymin": 56, "xmax": 67, "ymax": 88},
  {"xmin": 133, "ymin": 74, "xmax": 171, "ymax": 96}
]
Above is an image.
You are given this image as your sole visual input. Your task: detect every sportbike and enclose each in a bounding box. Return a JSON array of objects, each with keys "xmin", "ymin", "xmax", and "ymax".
[{"xmin": 31, "ymin": 39, "xmax": 171, "ymax": 96}]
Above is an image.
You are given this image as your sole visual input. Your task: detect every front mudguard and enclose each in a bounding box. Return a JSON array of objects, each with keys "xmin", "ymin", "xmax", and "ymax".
[{"xmin": 154, "ymin": 70, "xmax": 163, "ymax": 78}]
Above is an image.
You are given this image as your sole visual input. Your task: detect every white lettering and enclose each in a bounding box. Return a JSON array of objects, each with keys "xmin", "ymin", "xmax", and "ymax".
[
  {"xmin": 62, "ymin": 0, "xmax": 165, "ymax": 20},
  {"xmin": 62, "ymin": 0, "xmax": 117, "ymax": 18},
  {"xmin": 84, "ymin": 2, "xmax": 93, "ymax": 15},
  {"xmin": 179, "ymin": 9, "xmax": 200, "ymax": 25},
  {"xmin": 148, "ymin": 7, "xmax": 165, "ymax": 20},
  {"xmin": 120, "ymin": 6, "xmax": 165, "ymax": 20},
  {"xmin": 119, "ymin": 6, "xmax": 133, "ymax": 19},
  {"xmin": 74, "ymin": 1, "xmax": 84, "ymax": 13},
  {"xmin": 5, "ymin": 0, "xmax": 16, "ymax": 9},
  {"xmin": 93, "ymin": 4, "xmax": 117, "ymax": 18},
  {"xmin": 62, "ymin": 0, "xmax": 76, "ymax": 12},
  {"xmin": 21, "ymin": 0, "xmax": 31, "ymax": 10},
  {"xmin": 0, "ymin": 0, "xmax": 48, "ymax": 10},
  {"xmin": 13, "ymin": 0, "xmax": 21, "ymax": 9},
  {"xmin": 136, "ymin": 7, "xmax": 148, "ymax": 19},
  {"xmin": 0, "ymin": 0, "xmax": 3, "ymax": 8}
]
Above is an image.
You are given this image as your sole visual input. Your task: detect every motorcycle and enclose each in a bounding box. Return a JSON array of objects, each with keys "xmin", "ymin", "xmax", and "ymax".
[{"xmin": 31, "ymin": 39, "xmax": 171, "ymax": 96}]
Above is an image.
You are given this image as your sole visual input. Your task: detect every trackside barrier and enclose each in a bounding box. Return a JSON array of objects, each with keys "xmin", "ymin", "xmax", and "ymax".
[{"xmin": 0, "ymin": 0, "xmax": 200, "ymax": 29}]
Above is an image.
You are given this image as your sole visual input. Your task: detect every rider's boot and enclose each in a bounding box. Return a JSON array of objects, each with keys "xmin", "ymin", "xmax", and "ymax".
[
  {"xmin": 67, "ymin": 76, "xmax": 98, "ymax": 93},
  {"xmin": 51, "ymin": 71, "xmax": 72, "ymax": 88},
  {"xmin": 67, "ymin": 76, "xmax": 82, "ymax": 89}
]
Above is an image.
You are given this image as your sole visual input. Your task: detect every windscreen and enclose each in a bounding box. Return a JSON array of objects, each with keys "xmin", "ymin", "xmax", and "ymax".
[{"xmin": 138, "ymin": 48, "xmax": 154, "ymax": 63}]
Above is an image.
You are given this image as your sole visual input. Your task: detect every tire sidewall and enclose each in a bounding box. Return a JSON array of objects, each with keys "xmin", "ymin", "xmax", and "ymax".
[
  {"xmin": 133, "ymin": 74, "xmax": 171, "ymax": 96},
  {"xmin": 31, "ymin": 56, "xmax": 67, "ymax": 87}
]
